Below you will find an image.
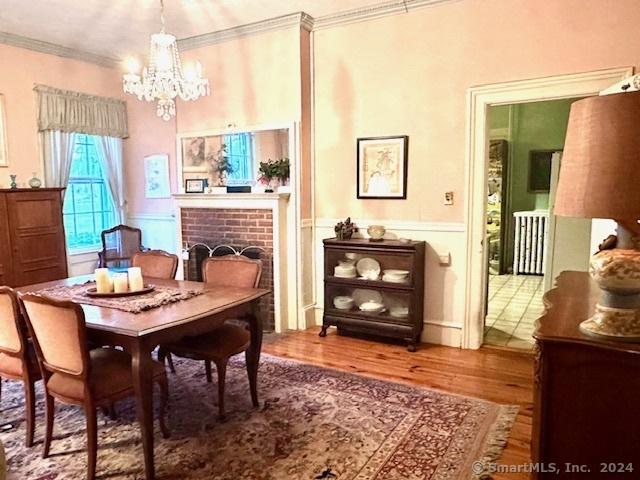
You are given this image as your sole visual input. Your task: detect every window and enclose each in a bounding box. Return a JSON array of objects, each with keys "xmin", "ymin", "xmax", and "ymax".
[
  {"xmin": 224, "ymin": 133, "xmax": 255, "ymax": 185},
  {"xmin": 63, "ymin": 134, "xmax": 116, "ymax": 251}
]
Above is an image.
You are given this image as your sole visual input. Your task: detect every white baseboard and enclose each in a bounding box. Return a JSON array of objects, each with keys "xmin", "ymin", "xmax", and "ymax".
[{"xmin": 312, "ymin": 307, "xmax": 462, "ymax": 348}]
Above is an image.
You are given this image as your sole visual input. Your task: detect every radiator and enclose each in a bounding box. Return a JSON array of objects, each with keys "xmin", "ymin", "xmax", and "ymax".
[{"xmin": 513, "ymin": 210, "xmax": 549, "ymax": 275}]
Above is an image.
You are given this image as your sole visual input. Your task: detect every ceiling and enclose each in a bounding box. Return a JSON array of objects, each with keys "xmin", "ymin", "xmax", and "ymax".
[{"xmin": 0, "ymin": 0, "xmax": 389, "ymax": 61}]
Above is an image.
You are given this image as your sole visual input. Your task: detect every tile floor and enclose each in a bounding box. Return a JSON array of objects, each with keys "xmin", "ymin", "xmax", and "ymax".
[{"xmin": 484, "ymin": 274, "xmax": 545, "ymax": 350}]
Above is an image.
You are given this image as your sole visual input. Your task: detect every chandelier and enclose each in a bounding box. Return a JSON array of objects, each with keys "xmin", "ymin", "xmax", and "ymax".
[{"xmin": 122, "ymin": 0, "xmax": 209, "ymax": 120}]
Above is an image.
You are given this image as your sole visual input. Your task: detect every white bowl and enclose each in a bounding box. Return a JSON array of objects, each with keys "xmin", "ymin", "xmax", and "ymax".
[
  {"xmin": 333, "ymin": 296, "xmax": 354, "ymax": 310},
  {"xmin": 345, "ymin": 253, "xmax": 357, "ymax": 260},
  {"xmin": 359, "ymin": 301, "xmax": 385, "ymax": 314},
  {"xmin": 338, "ymin": 259, "xmax": 356, "ymax": 267},
  {"xmin": 335, "ymin": 265, "xmax": 356, "ymax": 278},
  {"xmin": 390, "ymin": 306, "xmax": 409, "ymax": 318}
]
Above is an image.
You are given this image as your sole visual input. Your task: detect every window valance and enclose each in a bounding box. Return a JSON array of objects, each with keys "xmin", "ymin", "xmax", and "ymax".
[{"xmin": 34, "ymin": 84, "xmax": 129, "ymax": 138}]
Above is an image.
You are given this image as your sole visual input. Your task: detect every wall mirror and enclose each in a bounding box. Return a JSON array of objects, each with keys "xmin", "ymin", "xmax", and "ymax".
[{"xmin": 177, "ymin": 126, "xmax": 290, "ymax": 192}]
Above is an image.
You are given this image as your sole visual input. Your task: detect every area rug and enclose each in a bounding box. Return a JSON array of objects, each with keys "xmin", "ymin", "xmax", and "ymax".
[{"xmin": 0, "ymin": 354, "xmax": 517, "ymax": 479}]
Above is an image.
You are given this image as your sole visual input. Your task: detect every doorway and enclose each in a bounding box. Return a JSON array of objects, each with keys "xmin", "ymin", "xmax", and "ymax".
[
  {"xmin": 463, "ymin": 67, "xmax": 634, "ymax": 350},
  {"xmin": 484, "ymin": 99, "xmax": 584, "ymax": 349}
]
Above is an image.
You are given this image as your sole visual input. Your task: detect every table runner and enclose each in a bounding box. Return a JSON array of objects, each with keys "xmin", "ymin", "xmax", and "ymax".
[{"xmin": 34, "ymin": 281, "xmax": 203, "ymax": 313}]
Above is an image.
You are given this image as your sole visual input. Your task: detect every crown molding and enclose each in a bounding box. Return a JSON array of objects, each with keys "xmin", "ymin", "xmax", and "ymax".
[
  {"xmin": 0, "ymin": 0, "xmax": 459, "ymax": 67},
  {"xmin": 313, "ymin": 0, "xmax": 459, "ymax": 30},
  {"xmin": 178, "ymin": 12, "xmax": 314, "ymax": 51},
  {"xmin": 0, "ymin": 31, "xmax": 118, "ymax": 68}
]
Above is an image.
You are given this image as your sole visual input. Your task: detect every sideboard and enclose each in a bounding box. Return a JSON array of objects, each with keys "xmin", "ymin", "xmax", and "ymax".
[{"xmin": 532, "ymin": 271, "xmax": 640, "ymax": 478}]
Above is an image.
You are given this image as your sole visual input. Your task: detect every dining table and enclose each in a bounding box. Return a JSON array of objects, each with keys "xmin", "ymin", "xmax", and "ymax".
[{"xmin": 17, "ymin": 274, "xmax": 269, "ymax": 480}]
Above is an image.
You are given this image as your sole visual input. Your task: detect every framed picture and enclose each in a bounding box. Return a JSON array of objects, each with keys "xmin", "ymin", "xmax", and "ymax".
[
  {"xmin": 185, "ymin": 178, "xmax": 207, "ymax": 194},
  {"xmin": 357, "ymin": 136, "xmax": 408, "ymax": 199},
  {"xmin": 0, "ymin": 95, "xmax": 8, "ymax": 167},
  {"xmin": 528, "ymin": 150, "xmax": 557, "ymax": 193},
  {"xmin": 144, "ymin": 154, "xmax": 170, "ymax": 199}
]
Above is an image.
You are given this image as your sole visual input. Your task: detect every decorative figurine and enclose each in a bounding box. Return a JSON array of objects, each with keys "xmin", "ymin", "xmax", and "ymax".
[
  {"xmin": 28, "ymin": 172, "xmax": 42, "ymax": 188},
  {"xmin": 334, "ymin": 217, "xmax": 357, "ymax": 240},
  {"xmin": 9, "ymin": 174, "xmax": 17, "ymax": 189}
]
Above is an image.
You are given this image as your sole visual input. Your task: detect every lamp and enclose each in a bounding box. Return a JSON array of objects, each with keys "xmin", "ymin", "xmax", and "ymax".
[{"xmin": 555, "ymin": 90, "xmax": 640, "ymax": 340}]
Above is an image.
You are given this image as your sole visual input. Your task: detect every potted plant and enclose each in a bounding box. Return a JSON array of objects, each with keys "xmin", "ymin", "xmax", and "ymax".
[
  {"xmin": 275, "ymin": 157, "xmax": 290, "ymax": 185},
  {"xmin": 258, "ymin": 158, "xmax": 290, "ymax": 192},
  {"xmin": 209, "ymin": 143, "xmax": 234, "ymax": 187}
]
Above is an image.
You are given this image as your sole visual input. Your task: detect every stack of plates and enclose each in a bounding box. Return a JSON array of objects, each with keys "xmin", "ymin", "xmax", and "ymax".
[{"xmin": 382, "ymin": 269, "xmax": 410, "ymax": 283}]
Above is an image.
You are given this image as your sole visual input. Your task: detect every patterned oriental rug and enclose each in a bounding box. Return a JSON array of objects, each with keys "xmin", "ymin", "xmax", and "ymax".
[{"xmin": 1, "ymin": 354, "xmax": 517, "ymax": 480}]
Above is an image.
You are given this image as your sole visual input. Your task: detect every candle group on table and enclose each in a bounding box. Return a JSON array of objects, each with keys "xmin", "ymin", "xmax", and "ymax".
[{"xmin": 94, "ymin": 267, "xmax": 145, "ymax": 293}]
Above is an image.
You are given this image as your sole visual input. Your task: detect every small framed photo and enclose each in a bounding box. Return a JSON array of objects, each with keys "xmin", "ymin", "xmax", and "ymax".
[
  {"xmin": 357, "ymin": 136, "xmax": 408, "ymax": 199},
  {"xmin": 185, "ymin": 178, "xmax": 207, "ymax": 193}
]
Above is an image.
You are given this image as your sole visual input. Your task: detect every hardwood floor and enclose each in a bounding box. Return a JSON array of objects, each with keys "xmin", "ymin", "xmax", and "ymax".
[{"xmin": 264, "ymin": 328, "xmax": 533, "ymax": 480}]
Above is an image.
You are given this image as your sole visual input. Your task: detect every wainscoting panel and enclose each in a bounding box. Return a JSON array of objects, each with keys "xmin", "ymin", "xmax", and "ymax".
[
  {"xmin": 313, "ymin": 218, "xmax": 467, "ymax": 347},
  {"xmin": 127, "ymin": 213, "xmax": 178, "ymax": 254}
]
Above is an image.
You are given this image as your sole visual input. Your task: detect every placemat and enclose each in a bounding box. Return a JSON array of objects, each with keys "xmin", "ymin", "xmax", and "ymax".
[{"xmin": 34, "ymin": 281, "xmax": 203, "ymax": 314}]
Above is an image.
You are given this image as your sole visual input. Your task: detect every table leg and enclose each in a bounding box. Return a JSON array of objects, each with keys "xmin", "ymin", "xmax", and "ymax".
[
  {"xmin": 245, "ymin": 302, "xmax": 263, "ymax": 407},
  {"xmin": 131, "ymin": 343, "xmax": 155, "ymax": 480}
]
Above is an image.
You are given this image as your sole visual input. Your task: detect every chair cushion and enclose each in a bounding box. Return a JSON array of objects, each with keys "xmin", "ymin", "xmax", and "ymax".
[
  {"xmin": 47, "ymin": 348, "xmax": 165, "ymax": 402},
  {"xmin": 0, "ymin": 344, "xmax": 39, "ymax": 379},
  {"xmin": 167, "ymin": 323, "xmax": 251, "ymax": 362}
]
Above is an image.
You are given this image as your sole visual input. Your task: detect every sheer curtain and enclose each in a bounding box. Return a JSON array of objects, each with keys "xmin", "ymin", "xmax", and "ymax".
[
  {"xmin": 95, "ymin": 136, "xmax": 126, "ymax": 223},
  {"xmin": 41, "ymin": 130, "xmax": 77, "ymax": 188}
]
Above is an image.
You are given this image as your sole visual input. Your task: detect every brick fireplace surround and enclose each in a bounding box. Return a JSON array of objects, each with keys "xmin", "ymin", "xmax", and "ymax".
[{"xmin": 180, "ymin": 208, "xmax": 275, "ymax": 330}]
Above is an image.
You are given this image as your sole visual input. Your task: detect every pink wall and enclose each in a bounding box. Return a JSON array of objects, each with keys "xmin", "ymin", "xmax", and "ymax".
[
  {"xmin": 177, "ymin": 28, "xmax": 301, "ymax": 134},
  {"xmin": 123, "ymin": 99, "xmax": 177, "ymax": 214},
  {"xmin": 312, "ymin": 0, "xmax": 640, "ymax": 222},
  {"xmin": 0, "ymin": 43, "xmax": 123, "ymax": 188}
]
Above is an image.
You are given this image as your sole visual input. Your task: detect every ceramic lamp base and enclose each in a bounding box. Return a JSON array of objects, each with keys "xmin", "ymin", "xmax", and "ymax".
[
  {"xmin": 586, "ymin": 222, "xmax": 640, "ymax": 341},
  {"xmin": 580, "ymin": 305, "xmax": 640, "ymax": 341}
]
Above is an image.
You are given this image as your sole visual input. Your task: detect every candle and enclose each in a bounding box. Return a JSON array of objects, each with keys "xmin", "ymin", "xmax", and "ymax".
[
  {"xmin": 128, "ymin": 267, "xmax": 144, "ymax": 292},
  {"xmin": 95, "ymin": 268, "xmax": 112, "ymax": 294},
  {"xmin": 113, "ymin": 273, "xmax": 129, "ymax": 293}
]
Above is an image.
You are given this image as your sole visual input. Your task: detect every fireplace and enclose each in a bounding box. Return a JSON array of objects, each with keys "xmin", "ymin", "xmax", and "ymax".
[
  {"xmin": 180, "ymin": 207, "xmax": 275, "ymax": 330},
  {"xmin": 186, "ymin": 244, "xmax": 262, "ymax": 282}
]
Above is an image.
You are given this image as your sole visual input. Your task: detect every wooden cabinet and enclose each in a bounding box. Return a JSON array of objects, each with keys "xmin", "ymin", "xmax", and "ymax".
[
  {"xmin": 532, "ymin": 271, "xmax": 640, "ymax": 478},
  {"xmin": 0, "ymin": 188, "xmax": 68, "ymax": 287},
  {"xmin": 320, "ymin": 238, "xmax": 425, "ymax": 351}
]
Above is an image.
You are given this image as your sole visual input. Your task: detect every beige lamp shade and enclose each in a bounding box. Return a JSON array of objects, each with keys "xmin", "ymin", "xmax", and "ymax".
[{"xmin": 554, "ymin": 91, "xmax": 640, "ymax": 220}]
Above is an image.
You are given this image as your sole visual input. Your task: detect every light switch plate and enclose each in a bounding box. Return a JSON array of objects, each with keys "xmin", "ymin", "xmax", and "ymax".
[{"xmin": 444, "ymin": 191, "xmax": 454, "ymax": 205}]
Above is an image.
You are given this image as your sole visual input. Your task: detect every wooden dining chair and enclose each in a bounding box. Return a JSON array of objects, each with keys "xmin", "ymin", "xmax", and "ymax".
[
  {"xmin": 19, "ymin": 294, "xmax": 170, "ymax": 480},
  {"xmin": 158, "ymin": 255, "xmax": 262, "ymax": 419},
  {"xmin": 0, "ymin": 287, "xmax": 41, "ymax": 447},
  {"xmin": 131, "ymin": 250, "xmax": 179, "ymax": 279},
  {"xmin": 98, "ymin": 224, "xmax": 145, "ymax": 269}
]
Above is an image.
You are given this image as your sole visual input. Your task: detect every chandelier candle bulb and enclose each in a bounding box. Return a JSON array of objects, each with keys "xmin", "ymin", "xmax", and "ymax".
[
  {"xmin": 128, "ymin": 267, "xmax": 144, "ymax": 292},
  {"xmin": 94, "ymin": 268, "xmax": 112, "ymax": 294},
  {"xmin": 113, "ymin": 273, "xmax": 129, "ymax": 294}
]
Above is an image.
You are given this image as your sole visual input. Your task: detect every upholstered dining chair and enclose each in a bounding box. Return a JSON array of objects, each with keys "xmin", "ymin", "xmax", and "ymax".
[
  {"xmin": 158, "ymin": 254, "xmax": 262, "ymax": 419},
  {"xmin": 98, "ymin": 224, "xmax": 145, "ymax": 269},
  {"xmin": 19, "ymin": 294, "xmax": 169, "ymax": 480},
  {"xmin": 0, "ymin": 287, "xmax": 40, "ymax": 447},
  {"xmin": 132, "ymin": 250, "xmax": 179, "ymax": 280}
]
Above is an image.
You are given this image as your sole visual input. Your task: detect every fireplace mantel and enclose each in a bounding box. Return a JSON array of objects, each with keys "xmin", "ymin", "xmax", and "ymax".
[
  {"xmin": 172, "ymin": 191, "xmax": 293, "ymax": 333},
  {"xmin": 172, "ymin": 192, "xmax": 290, "ymax": 202}
]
